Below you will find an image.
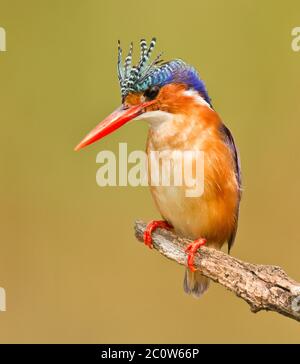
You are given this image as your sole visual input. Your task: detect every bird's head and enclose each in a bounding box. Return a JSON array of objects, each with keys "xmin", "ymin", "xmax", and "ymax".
[{"xmin": 75, "ymin": 38, "xmax": 211, "ymax": 151}]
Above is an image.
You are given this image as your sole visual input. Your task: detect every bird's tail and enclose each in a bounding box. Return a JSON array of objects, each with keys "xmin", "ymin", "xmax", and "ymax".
[{"xmin": 183, "ymin": 269, "xmax": 210, "ymax": 298}]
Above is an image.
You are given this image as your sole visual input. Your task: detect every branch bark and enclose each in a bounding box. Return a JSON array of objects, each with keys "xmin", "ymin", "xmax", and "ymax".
[{"xmin": 134, "ymin": 220, "xmax": 300, "ymax": 322}]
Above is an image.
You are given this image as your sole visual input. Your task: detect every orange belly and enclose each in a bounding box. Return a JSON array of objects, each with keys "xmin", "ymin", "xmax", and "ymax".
[
  {"xmin": 147, "ymin": 118, "xmax": 239, "ymax": 248},
  {"xmin": 150, "ymin": 182, "xmax": 238, "ymax": 248}
]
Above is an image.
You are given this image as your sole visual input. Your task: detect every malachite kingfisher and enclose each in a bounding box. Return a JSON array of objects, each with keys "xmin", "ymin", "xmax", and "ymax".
[{"xmin": 75, "ymin": 38, "xmax": 241, "ymax": 297}]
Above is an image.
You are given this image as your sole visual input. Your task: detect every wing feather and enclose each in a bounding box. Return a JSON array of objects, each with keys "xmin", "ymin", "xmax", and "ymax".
[{"xmin": 220, "ymin": 123, "xmax": 242, "ymax": 252}]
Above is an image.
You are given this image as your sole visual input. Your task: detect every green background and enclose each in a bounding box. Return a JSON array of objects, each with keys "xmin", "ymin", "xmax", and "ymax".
[{"xmin": 0, "ymin": 0, "xmax": 299, "ymax": 343}]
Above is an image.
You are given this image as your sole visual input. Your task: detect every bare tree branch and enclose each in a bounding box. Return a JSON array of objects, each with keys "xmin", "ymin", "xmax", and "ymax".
[{"xmin": 134, "ymin": 220, "xmax": 300, "ymax": 322}]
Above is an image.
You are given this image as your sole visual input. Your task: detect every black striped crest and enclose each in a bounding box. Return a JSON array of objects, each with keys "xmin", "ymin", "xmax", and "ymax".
[{"xmin": 117, "ymin": 37, "xmax": 163, "ymax": 99}]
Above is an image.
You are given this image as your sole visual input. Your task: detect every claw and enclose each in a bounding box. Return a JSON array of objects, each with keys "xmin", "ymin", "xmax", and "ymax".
[
  {"xmin": 185, "ymin": 238, "xmax": 207, "ymax": 272},
  {"xmin": 143, "ymin": 220, "xmax": 172, "ymax": 249}
]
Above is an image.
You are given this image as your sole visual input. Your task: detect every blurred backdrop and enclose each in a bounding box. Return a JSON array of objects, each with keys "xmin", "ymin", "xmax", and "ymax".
[{"xmin": 0, "ymin": 0, "xmax": 299, "ymax": 343}]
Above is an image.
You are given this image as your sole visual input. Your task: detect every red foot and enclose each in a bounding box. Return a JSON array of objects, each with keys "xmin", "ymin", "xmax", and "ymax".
[
  {"xmin": 143, "ymin": 220, "xmax": 172, "ymax": 249},
  {"xmin": 185, "ymin": 238, "xmax": 207, "ymax": 272}
]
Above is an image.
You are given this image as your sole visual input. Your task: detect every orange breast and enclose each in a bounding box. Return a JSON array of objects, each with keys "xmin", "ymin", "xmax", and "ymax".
[{"xmin": 147, "ymin": 104, "xmax": 239, "ymax": 248}]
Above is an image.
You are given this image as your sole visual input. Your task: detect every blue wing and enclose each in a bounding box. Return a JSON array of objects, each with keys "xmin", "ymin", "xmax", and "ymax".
[{"xmin": 220, "ymin": 123, "xmax": 242, "ymax": 252}]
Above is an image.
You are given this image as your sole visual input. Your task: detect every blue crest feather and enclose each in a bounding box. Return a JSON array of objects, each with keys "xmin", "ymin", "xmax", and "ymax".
[{"xmin": 117, "ymin": 38, "xmax": 211, "ymax": 105}]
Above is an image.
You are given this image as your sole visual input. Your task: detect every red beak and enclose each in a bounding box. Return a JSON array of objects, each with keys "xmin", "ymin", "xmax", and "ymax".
[{"xmin": 74, "ymin": 100, "xmax": 157, "ymax": 151}]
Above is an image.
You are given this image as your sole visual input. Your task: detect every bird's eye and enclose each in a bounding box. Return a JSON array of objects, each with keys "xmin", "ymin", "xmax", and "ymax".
[{"xmin": 144, "ymin": 86, "xmax": 160, "ymax": 101}]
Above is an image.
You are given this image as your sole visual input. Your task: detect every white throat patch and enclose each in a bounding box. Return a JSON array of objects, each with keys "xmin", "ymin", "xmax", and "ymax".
[
  {"xmin": 183, "ymin": 90, "xmax": 212, "ymax": 109},
  {"xmin": 134, "ymin": 110, "xmax": 173, "ymax": 128}
]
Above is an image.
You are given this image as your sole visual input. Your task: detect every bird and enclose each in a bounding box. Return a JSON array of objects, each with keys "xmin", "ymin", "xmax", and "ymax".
[{"xmin": 75, "ymin": 38, "xmax": 241, "ymax": 298}]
